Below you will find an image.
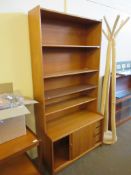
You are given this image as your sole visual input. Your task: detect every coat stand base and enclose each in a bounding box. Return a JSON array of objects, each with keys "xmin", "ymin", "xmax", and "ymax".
[{"xmin": 103, "ymin": 131, "xmax": 117, "ymax": 144}]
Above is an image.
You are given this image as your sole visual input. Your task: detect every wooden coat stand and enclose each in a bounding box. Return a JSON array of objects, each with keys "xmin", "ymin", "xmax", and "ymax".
[
  {"xmin": 101, "ymin": 16, "xmax": 129, "ymax": 144},
  {"xmin": 64, "ymin": 0, "xmax": 67, "ymax": 12}
]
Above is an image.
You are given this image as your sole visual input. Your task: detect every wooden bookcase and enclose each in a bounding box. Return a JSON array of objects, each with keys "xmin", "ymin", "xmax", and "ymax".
[
  {"xmin": 0, "ymin": 128, "xmax": 41, "ymax": 175},
  {"xmin": 116, "ymin": 75, "xmax": 131, "ymax": 126},
  {"xmin": 28, "ymin": 6, "xmax": 103, "ymax": 174}
]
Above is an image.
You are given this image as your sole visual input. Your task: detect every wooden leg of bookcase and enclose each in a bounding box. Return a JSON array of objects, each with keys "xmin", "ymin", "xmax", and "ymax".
[{"xmin": 36, "ymin": 144, "xmax": 44, "ymax": 173}]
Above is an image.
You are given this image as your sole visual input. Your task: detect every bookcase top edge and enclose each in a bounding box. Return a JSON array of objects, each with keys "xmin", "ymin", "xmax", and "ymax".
[{"xmin": 29, "ymin": 5, "xmax": 102, "ymax": 23}]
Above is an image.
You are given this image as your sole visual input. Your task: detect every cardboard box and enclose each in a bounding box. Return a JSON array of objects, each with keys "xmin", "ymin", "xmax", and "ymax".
[
  {"xmin": 0, "ymin": 83, "xmax": 35, "ymax": 144},
  {"xmin": 0, "ymin": 106, "xmax": 29, "ymax": 144}
]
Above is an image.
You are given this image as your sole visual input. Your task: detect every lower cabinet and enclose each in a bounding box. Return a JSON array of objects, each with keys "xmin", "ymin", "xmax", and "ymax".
[{"xmin": 45, "ymin": 120, "xmax": 103, "ymax": 173}]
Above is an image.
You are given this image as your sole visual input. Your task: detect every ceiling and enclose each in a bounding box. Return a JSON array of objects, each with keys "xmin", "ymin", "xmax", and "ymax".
[{"xmin": 85, "ymin": 0, "xmax": 131, "ymax": 14}]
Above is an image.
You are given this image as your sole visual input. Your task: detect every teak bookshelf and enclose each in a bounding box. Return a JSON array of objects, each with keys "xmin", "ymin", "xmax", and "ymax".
[
  {"xmin": 115, "ymin": 75, "xmax": 131, "ymax": 126},
  {"xmin": 28, "ymin": 6, "xmax": 103, "ymax": 174}
]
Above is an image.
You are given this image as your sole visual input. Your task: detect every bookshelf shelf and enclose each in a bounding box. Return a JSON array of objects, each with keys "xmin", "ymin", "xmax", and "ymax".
[
  {"xmin": 47, "ymin": 110, "xmax": 103, "ymax": 141},
  {"xmin": 44, "ymin": 69, "xmax": 98, "ymax": 79},
  {"xmin": 45, "ymin": 96, "xmax": 96, "ymax": 116},
  {"xmin": 0, "ymin": 128, "xmax": 38, "ymax": 163},
  {"xmin": 1, "ymin": 154, "xmax": 41, "ymax": 175},
  {"xmin": 43, "ymin": 44, "xmax": 100, "ymax": 48},
  {"xmin": 45, "ymin": 84, "xmax": 97, "ymax": 100}
]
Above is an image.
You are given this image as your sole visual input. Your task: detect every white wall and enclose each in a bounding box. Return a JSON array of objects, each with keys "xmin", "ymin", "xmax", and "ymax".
[
  {"xmin": 67, "ymin": 0, "xmax": 131, "ymax": 75},
  {"xmin": 0, "ymin": 0, "xmax": 131, "ymax": 76},
  {"xmin": 0, "ymin": 0, "xmax": 64, "ymax": 12}
]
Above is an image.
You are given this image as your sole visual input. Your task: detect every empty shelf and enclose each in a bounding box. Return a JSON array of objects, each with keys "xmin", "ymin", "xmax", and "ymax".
[
  {"xmin": 43, "ymin": 44, "xmax": 100, "ymax": 48},
  {"xmin": 47, "ymin": 110, "xmax": 103, "ymax": 141},
  {"xmin": 0, "ymin": 154, "xmax": 41, "ymax": 175},
  {"xmin": 45, "ymin": 96, "xmax": 96, "ymax": 116},
  {"xmin": 45, "ymin": 69, "xmax": 98, "ymax": 79},
  {"xmin": 45, "ymin": 84, "xmax": 97, "ymax": 100},
  {"xmin": 116, "ymin": 94, "xmax": 131, "ymax": 104},
  {"xmin": 0, "ymin": 128, "xmax": 39, "ymax": 162},
  {"xmin": 116, "ymin": 89, "xmax": 131, "ymax": 99}
]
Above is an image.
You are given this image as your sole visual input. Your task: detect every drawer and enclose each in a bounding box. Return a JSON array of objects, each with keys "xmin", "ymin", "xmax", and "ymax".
[{"xmin": 95, "ymin": 134, "xmax": 101, "ymax": 143}]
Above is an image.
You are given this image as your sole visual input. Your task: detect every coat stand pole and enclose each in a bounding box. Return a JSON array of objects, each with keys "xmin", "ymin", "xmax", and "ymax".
[{"xmin": 101, "ymin": 16, "xmax": 129, "ymax": 144}]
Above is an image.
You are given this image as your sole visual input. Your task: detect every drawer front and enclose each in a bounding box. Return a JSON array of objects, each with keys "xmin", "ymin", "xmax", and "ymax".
[{"xmin": 94, "ymin": 120, "xmax": 103, "ymax": 144}]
